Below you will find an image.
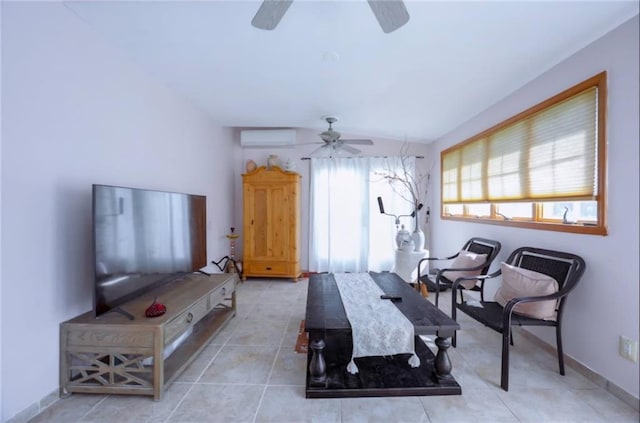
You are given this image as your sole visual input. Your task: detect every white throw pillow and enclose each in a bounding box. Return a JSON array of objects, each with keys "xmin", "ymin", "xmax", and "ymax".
[
  {"xmin": 494, "ymin": 262, "xmax": 560, "ymax": 321},
  {"xmin": 441, "ymin": 250, "xmax": 487, "ymax": 289}
]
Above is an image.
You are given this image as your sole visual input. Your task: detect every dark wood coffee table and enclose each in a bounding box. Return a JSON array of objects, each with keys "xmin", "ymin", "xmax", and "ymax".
[{"xmin": 304, "ymin": 272, "xmax": 461, "ymax": 398}]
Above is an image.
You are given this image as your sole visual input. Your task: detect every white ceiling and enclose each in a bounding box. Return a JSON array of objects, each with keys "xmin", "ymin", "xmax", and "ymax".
[{"xmin": 64, "ymin": 1, "xmax": 638, "ymax": 143}]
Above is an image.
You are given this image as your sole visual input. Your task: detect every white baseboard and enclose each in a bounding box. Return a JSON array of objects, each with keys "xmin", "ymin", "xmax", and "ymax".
[
  {"xmin": 515, "ymin": 327, "xmax": 640, "ymax": 411},
  {"xmin": 5, "ymin": 388, "xmax": 58, "ymax": 423}
]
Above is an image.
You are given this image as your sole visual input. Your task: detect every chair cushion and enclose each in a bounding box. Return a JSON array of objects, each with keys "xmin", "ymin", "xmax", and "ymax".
[
  {"xmin": 495, "ymin": 262, "xmax": 559, "ymax": 321},
  {"xmin": 441, "ymin": 250, "xmax": 487, "ymax": 289}
]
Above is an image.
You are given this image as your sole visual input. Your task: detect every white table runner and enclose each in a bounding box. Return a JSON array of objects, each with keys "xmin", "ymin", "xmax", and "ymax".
[{"xmin": 333, "ymin": 272, "xmax": 420, "ymax": 374}]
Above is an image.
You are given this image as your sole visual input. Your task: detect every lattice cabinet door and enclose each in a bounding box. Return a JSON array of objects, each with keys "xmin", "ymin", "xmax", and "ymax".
[{"xmin": 60, "ymin": 325, "xmax": 161, "ymax": 397}]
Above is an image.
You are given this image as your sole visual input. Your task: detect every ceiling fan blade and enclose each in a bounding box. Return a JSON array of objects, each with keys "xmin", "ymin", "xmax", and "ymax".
[
  {"xmin": 367, "ymin": 0, "xmax": 410, "ymax": 33},
  {"xmin": 308, "ymin": 145, "xmax": 329, "ymax": 156},
  {"xmin": 342, "ymin": 139, "xmax": 374, "ymax": 145},
  {"xmin": 339, "ymin": 144, "xmax": 362, "ymax": 155},
  {"xmin": 251, "ymin": 0, "xmax": 293, "ymax": 30}
]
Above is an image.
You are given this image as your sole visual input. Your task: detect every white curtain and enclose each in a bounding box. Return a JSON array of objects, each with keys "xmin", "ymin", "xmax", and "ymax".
[
  {"xmin": 309, "ymin": 156, "xmax": 415, "ymax": 273},
  {"xmin": 309, "ymin": 158, "xmax": 370, "ymax": 273}
]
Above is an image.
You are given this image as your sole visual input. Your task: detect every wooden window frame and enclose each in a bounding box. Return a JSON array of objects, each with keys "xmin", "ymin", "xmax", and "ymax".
[{"xmin": 441, "ymin": 72, "xmax": 607, "ymax": 236}]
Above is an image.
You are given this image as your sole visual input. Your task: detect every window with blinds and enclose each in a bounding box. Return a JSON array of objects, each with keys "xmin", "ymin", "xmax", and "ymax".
[{"xmin": 440, "ymin": 72, "xmax": 607, "ymax": 235}]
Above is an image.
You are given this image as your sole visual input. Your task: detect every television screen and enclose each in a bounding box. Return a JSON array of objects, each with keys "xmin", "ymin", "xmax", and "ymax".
[{"xmin": 92, "ymin": 184, "xmax": 207, "ymax": 317}]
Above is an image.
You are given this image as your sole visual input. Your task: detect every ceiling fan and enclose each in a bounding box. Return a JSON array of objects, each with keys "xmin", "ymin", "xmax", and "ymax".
[
  {"xmin": 306, "ymin": 116, "xmax": 374, "ymax": 157},
  {"xmin": 252, "ymin": 0, "xmax": 410, "ymax": 34}
]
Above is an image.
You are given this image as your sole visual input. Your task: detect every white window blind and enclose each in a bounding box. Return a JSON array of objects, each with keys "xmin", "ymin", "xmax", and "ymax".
[{"xmin": 442, "ymin": 86, "xmax": 598, "ymax": 204}]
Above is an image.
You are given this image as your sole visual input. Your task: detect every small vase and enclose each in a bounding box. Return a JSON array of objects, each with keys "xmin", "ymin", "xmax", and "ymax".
[
  {"xmin": 395, "ymin": 224, "xmax": 411, "ymax": 249},
  {"xmin": 284, "ymin": 158, "xmax": 296, "ymax": 172},
  {"xmin": 245, "ymin": 159, "xmax": 257, "ymax": 173},
  {"xmin": 267, "ymin": 154, "xmax": 280, "ymax": 169},
  {"xmin": 412, "ymin": 214, "xmax": 425, "ymax": 251},
  {"xmin": 411, "ymin": 228, "xmax": 425, "ymax": 252},
  {"xmin": 399, "ymin": 237, "xmax": 415, "ymax": 252}
]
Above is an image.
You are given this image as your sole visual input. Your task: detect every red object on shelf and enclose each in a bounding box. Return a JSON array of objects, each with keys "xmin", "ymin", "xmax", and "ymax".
[{"xmin": 145, "ymin": 297, "xmax": 167, "ymax": 318}]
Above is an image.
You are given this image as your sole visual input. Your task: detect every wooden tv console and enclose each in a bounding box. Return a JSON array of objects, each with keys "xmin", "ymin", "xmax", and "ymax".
[{"xmin": 59, "ymin": 272, "xmax": 237, "ymax": 400}]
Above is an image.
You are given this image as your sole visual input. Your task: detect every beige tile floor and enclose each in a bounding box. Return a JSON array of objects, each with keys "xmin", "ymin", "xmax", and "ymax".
[{"xmin": 29, "ymin": 277, "xmax": 639, "ymax": 423}]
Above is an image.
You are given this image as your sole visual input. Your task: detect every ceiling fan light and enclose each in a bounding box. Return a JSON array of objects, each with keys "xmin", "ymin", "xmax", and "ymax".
[{"xmin": 320, "ymin": 129, "xmax": 340, "ymax": 142}]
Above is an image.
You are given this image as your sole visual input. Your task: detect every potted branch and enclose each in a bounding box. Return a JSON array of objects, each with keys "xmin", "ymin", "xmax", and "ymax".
[{"xmin": 379, "ymin": 143, "xmax": 431, "ymax": 251}]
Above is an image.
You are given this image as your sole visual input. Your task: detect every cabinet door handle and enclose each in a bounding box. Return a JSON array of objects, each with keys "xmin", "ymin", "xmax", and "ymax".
[
  {"xmin": 186, "ymin": 312, "xmax": 194, "ymax": 323},
  {"xmin": 266, "ymin": 267, "xmax": 272, "ymax": 270}
]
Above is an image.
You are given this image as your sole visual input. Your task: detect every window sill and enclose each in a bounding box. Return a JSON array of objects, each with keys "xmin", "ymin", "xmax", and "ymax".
[{"xmin": 441, "ymin": 215, "xmax": 607, "ymax": 236}]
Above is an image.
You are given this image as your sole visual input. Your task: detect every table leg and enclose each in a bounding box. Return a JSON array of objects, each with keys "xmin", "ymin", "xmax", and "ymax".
[
  {"xmin": 309, "ymin": 338, "xmax": 327, "ymax": 387},
  {"xmin": 434, "ymin": 336, "xmax": 453, "ymax": 379}
]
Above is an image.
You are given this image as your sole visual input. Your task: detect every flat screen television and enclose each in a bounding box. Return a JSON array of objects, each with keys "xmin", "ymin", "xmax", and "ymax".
[{"xmin": 92, "ymin": 184, "xmax": 207, "ymax": 317}]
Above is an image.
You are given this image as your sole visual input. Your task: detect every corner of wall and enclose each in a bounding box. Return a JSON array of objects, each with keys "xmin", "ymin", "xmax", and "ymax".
[{"xmin": 1, "ymin": 2, "xmax": 4, "ymax": 418}]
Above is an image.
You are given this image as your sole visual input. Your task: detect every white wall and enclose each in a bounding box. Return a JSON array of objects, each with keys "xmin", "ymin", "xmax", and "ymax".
[
  {"xmin": 428, "ymin": 15, "xmax": 639, "ymax": 398},
  {"xmin": 234, "ymin": 128, "xmax": 432, "ymax": 271},
  {"xmin": 0, "ymin": 2, "xmax": 4, "ymax": 417},
  {"xmin": 0, "ymin": 3, "xmax": 235, "ymax": 421},
  {"xmin": 3, "ymin": 2, "xmax": 636, "ymax": 420}
]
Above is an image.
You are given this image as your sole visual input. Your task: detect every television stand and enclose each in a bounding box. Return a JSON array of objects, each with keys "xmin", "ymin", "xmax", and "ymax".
[
  {"xmin": 109, "ymin": 306, "xmax": 135, "ymax": 320},
  {"xmin": 59, "ymin": 272, "xmax": 237, "ymax": 400}
]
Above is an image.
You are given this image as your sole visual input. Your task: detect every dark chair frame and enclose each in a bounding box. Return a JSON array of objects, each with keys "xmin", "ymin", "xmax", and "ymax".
[
  {"xmin": 416, "ymin": 237, "xmax": 502, "ymax": 307},
  {"xmin": 451, "ymin": 246, "xmax": 586, "ymax": 391}
]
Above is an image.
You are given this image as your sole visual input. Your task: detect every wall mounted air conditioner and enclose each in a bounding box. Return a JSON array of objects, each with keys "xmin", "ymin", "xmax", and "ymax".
[{"xmin": 240, "ymin": 129, "xmax": 297, "ymax": 148}]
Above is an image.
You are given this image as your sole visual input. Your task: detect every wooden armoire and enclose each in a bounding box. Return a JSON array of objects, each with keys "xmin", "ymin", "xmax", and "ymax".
[{"xmin": 242, "ymin": 166, "xmax": 301, "ymax": 281}]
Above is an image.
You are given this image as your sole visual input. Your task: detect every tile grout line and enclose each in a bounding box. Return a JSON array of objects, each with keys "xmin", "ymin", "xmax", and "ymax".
[
  {"xmin": 163, "ymin": 294, "xmax": 241, "ymax": 423},
  {"xmin": 250, "ymin": 348, "xmax": 279, "ymax": 423},
  {"xmin": 250, "ymin": 309, "xmax": 292, "ymax": 423},
  {"xmin": 161, "ymin": 382, "xmax": 197, "ymax": 423},
  {"xmin": 79, "ymin": 394, "xmax": 109, "ymax": 421},
  {"xmin": 190, "ymin": 343, "xmax": 226, "ymax": 384},
  {"xmin": 416, "ymin": 397, "xmax": 434, "ymax": 423},
  {"xmin": 162, "ymin": 329, "xmax": 233, "ymax": 422}
]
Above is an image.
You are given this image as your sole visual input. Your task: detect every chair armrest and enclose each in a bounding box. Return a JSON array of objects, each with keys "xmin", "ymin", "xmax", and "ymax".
[
  {"xmin": 435, "ymin": 263, "xmax": 499, "ymax": 287},
  {"xmin": 420, "ymin": 254, "xmax": 460, "ymax": 262},
  {"xmin": 435, "ymin": 262, "xmax": 487, "ymax": 277},
  {"xmin": 451, "ymin": 269, "xmax": 501, "ymax": 300},
  {"xmin": 417, "ymin": 253, "xmax": 460, "ymax": 279},
  {"xmin": 501, "ymin": 290, "xmax": 569, "ymax": 327},
  {"xmin": 504, "ymin": 289, "xmax": 568, "ymax": 309},
  {"xmin": 450, "ymin": 270, "xmax": 500, "ymax": 290}
]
